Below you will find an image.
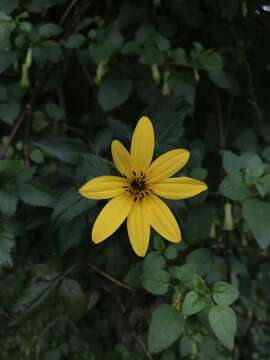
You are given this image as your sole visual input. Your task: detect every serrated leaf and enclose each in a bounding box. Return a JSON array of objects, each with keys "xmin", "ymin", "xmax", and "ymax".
[
  {"xmin": 148, "ymin": 304, "xmax": 184, "ymax": 353},
  {"xmin": 208, "ymin": 305, "xmax": 237, "ymax": 350}
]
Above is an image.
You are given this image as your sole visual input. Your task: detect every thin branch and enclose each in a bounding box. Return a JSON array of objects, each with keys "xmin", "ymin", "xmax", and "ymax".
[
  {"xmin": 60, "ymin": 0, "xmax": 79, "ymax": 25},
  {"xmin": 88, "ymin": 262, "xmax": 135, "ymax": 292},
  {"xmin": 215, "ymin": 88, "xmax": 225, "ymax": 151},
  {"xmin": 23, "ymin": 102, "xmax": 33, "ymax": 166},
  {"xmin": 135, "ymin": 335, "xmax": 154, "ymax": 360}
]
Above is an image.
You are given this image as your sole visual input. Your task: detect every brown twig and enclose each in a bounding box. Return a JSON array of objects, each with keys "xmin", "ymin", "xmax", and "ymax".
[
  {"xmin": 215, "ymin": 88, "xmax": 225, "ymax": 151},
  {"xmin": 88, "ymin": 262, "xmax": 135, "ymax": 292}
]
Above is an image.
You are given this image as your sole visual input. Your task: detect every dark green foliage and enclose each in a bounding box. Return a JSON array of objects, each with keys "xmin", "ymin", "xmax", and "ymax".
[{"xmin": 0, "ymin": 0, "xmax": 270, "ymax": 359}]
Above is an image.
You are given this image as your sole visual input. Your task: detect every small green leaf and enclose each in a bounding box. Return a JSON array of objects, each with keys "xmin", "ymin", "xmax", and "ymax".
[
  {"xmin": 164, "ymin": 244, "xmax": 178, "ymax": 260},
  {"xmin": 208, "ymin": 305, "xmax": 237, "ymax": 350},
  {"xmin": 0, "ymin": 190, "xmax": 18, "ymax": 217},
  {"xmin": 142, "ymin": 270, "xmax": 170, "ymax": 295},
  {"xmin": 143, "ymin": 251, "xmax": 165, "ymax": 273},
  {"xmin": 39, "ymin": 23, "xmax": 62, "ymax": 38},
  {"xmin": 181, "ymin": 290, "xmax": 206, "ymax": 315},
  {"xmin": 212, "ymin": 281, "xmax": 239, "ymax": 305},
  {"xmin": 223, "ymin": 151, "xmax": 242, "ymax": 173},
  {"xmin": 219, "ymin": 171, "xmax": 253, "ymax": 201},
  {"xmin": 148, "ymin": 304, "xmax": 185, "ymax": 353},
  {"xmin": 0, "ymin": 100, "xmax": 20, "ymax": 125}
]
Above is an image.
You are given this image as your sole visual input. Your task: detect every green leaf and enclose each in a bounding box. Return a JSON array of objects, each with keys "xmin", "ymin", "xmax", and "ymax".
[
  {"xmin": 164, "ymin": 244, "xmax": 179, "ymax": 260},
  {"xmin": 181, "ymin": 290, "xmax": 206, "ymax": 315},
  {"xmin": 142, "ymin": 251, "xmax": 165, "ymax": 273},
  {"xmin": 242, "ymin": 153, "xmax": 264, "ymax": 181},
  {"xmin": 34, "ymin": 138, "xmax": 87, "ymax": 164},
  {"xmin": 76, "ymin": 153, "xmax": 113, "ymax": 182},
  {"xmin": 98, "ymin": 71, "xmax": 133, "ymax": 112},
  {"xmin": 170, "ymin": 47, "xmax": 188, "ymax": 66},
  {"xmin": 212, "ymin": 281, "xmax": 239, "ymax": 306},
  {"xmin": 148, "ymin": 304, "xmax": 185, "ymax": 354},
  {"xmin": 219, "ymin": 171, "xmax": 253, "ymax": 201},
  {"xmin": 142, "ymin": 270, "xmax": 170, "ymax": 295},
  {"xmin": 186, "ymin": 248, "xmax": 213, "ymax": 276},
  {"xmin": 223, "ymin": 151, "xmax": 242, "ymax": 173},
  {"xmin": 18, "ymin": 184, "xmax": 56, "ymax": 208},
  {"xmin": 52, "ymin": 189, "xmax": 96, "ymax": 224},
  {"xmin": 0, "ymin": 190, "xmax": 18, "ymax": 216},
  {"xmin": 66, "ymin": 33, "xmax": 85, "ymax": 48},
  {"xmin": 208, "ymin": 305, "xmax": 237, "ymax": 350},
  {"xmin": 0, "ymin": 100, "xmax": 20, "ymax": 125},
  {"xmin": 39, "ymin": 23, "xmax": 62, "ymax": 38},
  {"xmin": 199, "ymin": 50, "xmax": 223, "ymax": 75},
  {"xmin": 45, "ymin": 101, "xmax": 65, "ymax": 121},
  {"xmin": 256, "ymin": 174, "xmax": 270, "ymax": 197},
  {"xmin": 170, "ymin": 263, "xmax": 196, "ymax": 287},
  {"xmin": 242, "ymin": 199, "xmax": 270, "ymax": 249}
]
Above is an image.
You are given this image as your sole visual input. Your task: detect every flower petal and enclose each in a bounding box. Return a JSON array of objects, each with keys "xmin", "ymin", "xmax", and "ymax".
[
  {"xmin": 144, "ymin": 195, "xmax": 181, "ymax": 243},
  {"xmin": 92, "ymin": 193, "xmax": 134, "ymax": 243},
  {"xmin": 111, "ymin": 140, "xmax": 133, "ymax": 178},
  {"xmin": 147, "ymin": 149, "xmax": 190, "ymax": 183},
  {"xmin": 127, "ymin": 200, "xmax": 150, "ymax": 257},
  {"xmin": 79, "ymin": 176, "xmax": 129, "ymax": 199},
  {"xmin": 130, "ymin": 116, "xmax": 154, "ymax": 173},
  {"xmin": 152, "ymin": 177, "xmax": 207, "ymax": 200}
]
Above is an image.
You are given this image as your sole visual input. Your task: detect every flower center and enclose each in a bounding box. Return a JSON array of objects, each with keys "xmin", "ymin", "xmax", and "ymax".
[{"xmin": 123, "ymin": 171, "xmax": 152, "ymax": 201}]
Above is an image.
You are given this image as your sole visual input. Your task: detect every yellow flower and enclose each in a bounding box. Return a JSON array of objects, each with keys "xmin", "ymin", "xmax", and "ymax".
[{"xmin": 79, "ymin": 116, "xmax": 207, "ymax": 257}]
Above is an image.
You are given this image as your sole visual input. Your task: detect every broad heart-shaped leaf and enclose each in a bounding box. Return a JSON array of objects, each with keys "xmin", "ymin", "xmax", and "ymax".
[
  {"xmin": 212, "ymin": 281, "xmax": 239, "ymax": 306},
  {"xmin": 181, "ymin": 290, "xmax": 206, "ymax": 316},
  {"xmin": 141, "ymin": 270, "xmax": 170, "ymax": 296},
  {"xmin": 242, "ymin": 199, "xmax": 270, "ymax": 249},
  {"xmin": 148, "ymin": 304, "xmax": 185, "ymax": 354},
  {"xmin": 98, "ymin": 71, "xmax": 133, "ymax": 112},
  {"xmin": 208, "ymin": 305, "xmax": 237, "ymax": 350}
]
